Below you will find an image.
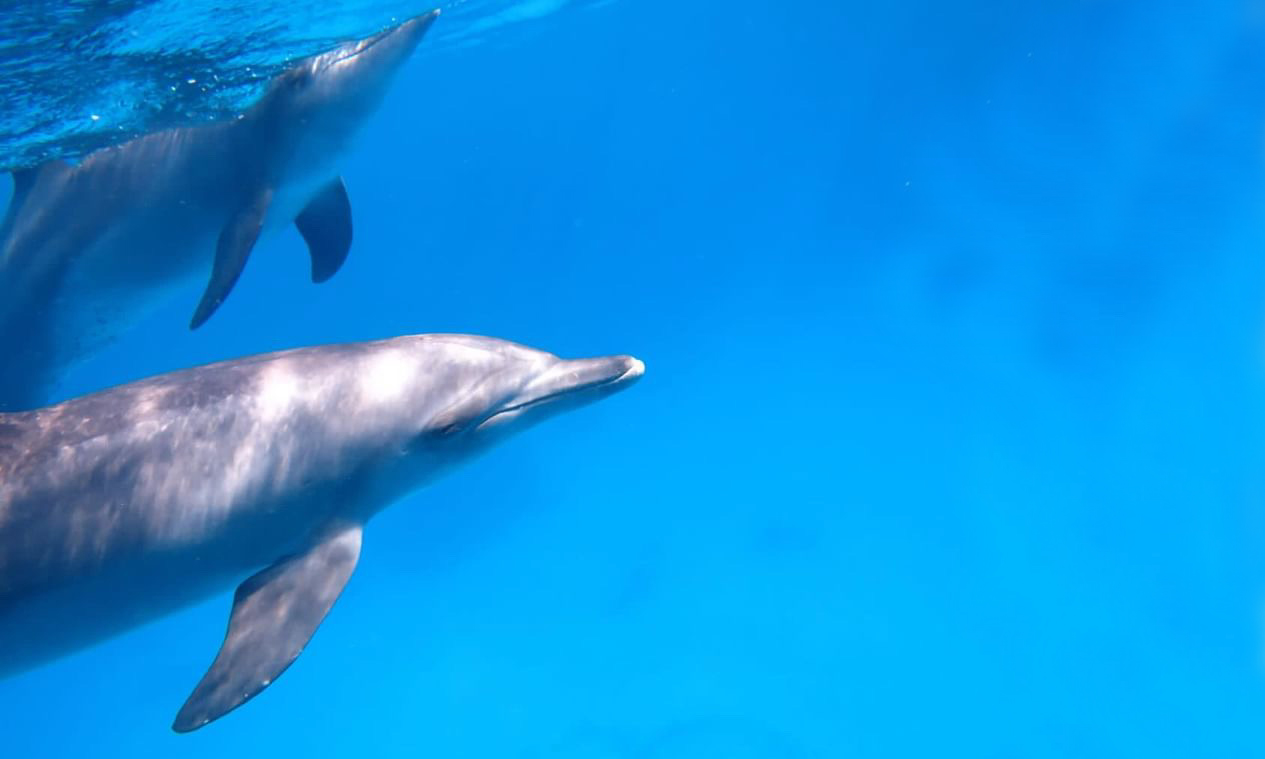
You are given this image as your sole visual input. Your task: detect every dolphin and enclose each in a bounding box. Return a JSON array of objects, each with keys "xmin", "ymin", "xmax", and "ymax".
[
  {"xmin": 0, "ymin": 333, "xmax": 644, "ymax": 731},
  {"xmin": 0, "ymin": 10, "xmax": 440, "ymax": 412}
]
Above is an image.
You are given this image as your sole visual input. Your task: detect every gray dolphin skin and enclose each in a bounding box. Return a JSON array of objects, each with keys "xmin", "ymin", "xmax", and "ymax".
[
  {"xmin": 0, "ymin": 9, "xmax": 440, "ymax": 412},
  {"xmin": 0, "ymin": 333, "xmax": 644, "ymax": 732}
]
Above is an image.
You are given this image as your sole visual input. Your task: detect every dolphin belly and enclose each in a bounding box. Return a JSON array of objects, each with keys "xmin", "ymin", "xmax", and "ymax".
[
  {"xmin": 0, "ymin": 547, "xmax": 241, "ymax": 678},
  {"xmin": 0, "ymin": 430, "xmax": 341, "ymax": 678},
  {"xmin": 0, "ymin": 489, "xmax": 334, "ymax": 679}
]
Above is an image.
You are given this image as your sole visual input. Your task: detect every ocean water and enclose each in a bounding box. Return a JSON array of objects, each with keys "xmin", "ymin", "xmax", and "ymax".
[{"xmin": 3, "ymin": 0, "xmax": 1265, "ymax": 756}]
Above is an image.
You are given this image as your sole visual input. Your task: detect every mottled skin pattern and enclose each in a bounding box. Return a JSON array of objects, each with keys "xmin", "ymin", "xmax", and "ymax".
[
  {"xmin": 0, "ymin": 334, "xmax": 643, "ymax": 681},
  {"xmin": 0, "ymin": 11, "xmax": 438, "ymax": 412}
]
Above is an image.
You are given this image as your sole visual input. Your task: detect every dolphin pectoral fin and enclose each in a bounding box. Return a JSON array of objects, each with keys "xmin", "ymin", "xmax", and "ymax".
[
  {"xmin": 190, "ymin": 187, "xmax": 274, "ymax": 330},
  {"xmin": 295, "ymin": 177, "xmax": 353, "ymax": 283},
  {"xmin": 172, "ymin": 522, "xmax": 363, "ymax": 733}
]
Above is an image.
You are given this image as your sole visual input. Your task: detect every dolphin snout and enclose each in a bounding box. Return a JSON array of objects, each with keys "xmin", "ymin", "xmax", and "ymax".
[
  {"xmin": 559, "ymin": 354, "xmax": 645, "ymax": 391},
  {"xmin": 387, "ymin": 8, "xmax": 441, "ymax": 44},
  {"xmin": 346, "ymin": 8, "xmax": 440, "ymax": 61},
  {"xmin": 517, "ymin": 354, "xmax": 645, "ymax": 409},
  {"xmin": 476, "ymin": 353, "xmax": 643, "ymax": 432},
  {"xmin": 616, "ymin": 356, "xmax": 645, "ymax": 382}
]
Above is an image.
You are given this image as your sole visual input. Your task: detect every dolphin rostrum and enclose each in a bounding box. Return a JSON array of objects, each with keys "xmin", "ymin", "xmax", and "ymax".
[
  {"xmin": 0, "ymin": 333, "xmax": 644, "ymax": 731},
  {"xmin": 0, "ymin": 10, "xmax": 440, "ymax": 412}
]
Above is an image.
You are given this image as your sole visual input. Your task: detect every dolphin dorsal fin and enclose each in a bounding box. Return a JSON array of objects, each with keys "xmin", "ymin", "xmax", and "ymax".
[
  {"xmin": 10, "ymin": 159, "xmax": 70, "ymax": 205},
  {"xmin": 295, "ymin": 176, "xmax": 353, "ymax": 283},
  {"xmin": 2, "ymin": 160, "xmax": 72, "ymax": 243},
  {"xmin": 10, "ymin": 167, "xmax": 39, "ymax": 209},
  {"xmin": 172, "ymin": 522, "xmax": 363, "ymax": 732}
]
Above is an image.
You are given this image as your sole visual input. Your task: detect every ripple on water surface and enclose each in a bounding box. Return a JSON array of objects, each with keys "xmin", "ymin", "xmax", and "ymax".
[{"xmin": 0, "ymin": 0, "xmax": 607, "ymax": 170}]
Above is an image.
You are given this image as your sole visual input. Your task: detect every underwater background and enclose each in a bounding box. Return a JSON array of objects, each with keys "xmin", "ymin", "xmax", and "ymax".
[{"xmin": 4, "ymin": 0, "xmax": 1265, "ymax": 755}]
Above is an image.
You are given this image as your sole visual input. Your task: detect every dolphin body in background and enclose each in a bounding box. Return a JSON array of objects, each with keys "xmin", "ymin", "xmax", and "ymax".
[
  {"xmin": 0, "ymin": 10, "xmax": 440, "ymax": 412},
  {"xmin": 0, "ymin": 333, "xmax": 645, "ymax": 731}
]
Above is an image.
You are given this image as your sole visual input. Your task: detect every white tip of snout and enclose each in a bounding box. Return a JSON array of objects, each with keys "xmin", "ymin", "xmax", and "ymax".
[{"xmin": 624, "ymin": 357, "xmax": 645, "ymax": 380}]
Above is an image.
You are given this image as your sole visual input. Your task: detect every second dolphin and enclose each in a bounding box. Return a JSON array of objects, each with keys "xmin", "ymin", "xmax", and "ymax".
[{"xmin": 0, "ymin": 10, "xmax": 440, "ymax": 411}]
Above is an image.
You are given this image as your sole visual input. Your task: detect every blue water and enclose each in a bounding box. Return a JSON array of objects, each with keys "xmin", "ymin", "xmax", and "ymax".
[{"xmin": 4, "ymin": 0, "xmax": 1265, "ymax": 755}]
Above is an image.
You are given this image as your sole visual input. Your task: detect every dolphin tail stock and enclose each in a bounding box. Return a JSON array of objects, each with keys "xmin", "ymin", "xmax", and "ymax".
[{"xmin": 172, "ymin": 522, "xmax": 363, "ymax": 732}]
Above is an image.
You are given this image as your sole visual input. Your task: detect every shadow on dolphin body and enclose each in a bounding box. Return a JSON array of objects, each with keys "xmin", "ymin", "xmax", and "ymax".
[
  {"xmin": 0, "ymin": 9, "xmax": 441, "ymax": 413},
  {"xmin": 0, "ymin": 332, "xmax": 645, "ymax": 732}
]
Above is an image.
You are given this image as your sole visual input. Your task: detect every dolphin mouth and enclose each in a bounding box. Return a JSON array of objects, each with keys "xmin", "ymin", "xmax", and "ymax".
[{"xmin": 478, "ymin": 356, "xmax": 645, "ymax": 429}]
